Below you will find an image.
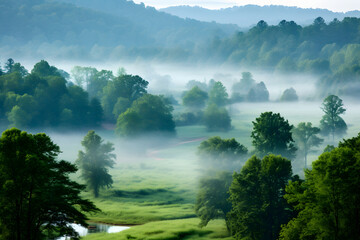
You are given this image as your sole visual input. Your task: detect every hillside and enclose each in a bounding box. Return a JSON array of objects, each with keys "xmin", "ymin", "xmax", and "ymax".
[
  {"xmin": 160, "ymin": 5, "xmax": 360, "ymax": 27},
  {"xmin": 0, "ymin": 0, "xmax": 238, "ymax": 60}
]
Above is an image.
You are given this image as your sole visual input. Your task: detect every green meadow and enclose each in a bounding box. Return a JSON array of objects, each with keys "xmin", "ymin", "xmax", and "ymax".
[{"xmin": 78, "ymin": 101, "xmax": 360, "ymax": 239}]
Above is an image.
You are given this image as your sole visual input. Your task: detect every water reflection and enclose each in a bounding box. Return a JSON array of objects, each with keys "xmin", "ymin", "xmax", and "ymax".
[{"xmin": 58, "ymin": 223, "xmax": 130, "ymax": 239}]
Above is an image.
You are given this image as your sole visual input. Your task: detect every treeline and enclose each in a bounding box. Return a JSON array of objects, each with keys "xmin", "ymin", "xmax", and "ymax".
[
  {"xmin": 195, "ymin": 118, "xmax": 357, "ymax": 240},
  {"xmin": 0, "ymin": 59, "xmax": 175, "ymax": 135},
  {"xmin": 204, "ymin": 17, "xmax": 360, "ymax": 97}
]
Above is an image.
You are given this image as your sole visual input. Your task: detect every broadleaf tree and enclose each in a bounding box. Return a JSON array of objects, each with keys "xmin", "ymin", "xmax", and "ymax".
[
  {"xmin": 77, "ymin": 130, "xmax": 116, "ymax": 198},
  {"xmin": 320, "ymin": 94, "xmax": 347, "ymax": 140},
  {"xmin": 0, "ymin": 128, "xmax": 99, "ymax": 239},
  {"xmin": 251, "ymin": 112, "xmax": 297, "ymax": 159}
]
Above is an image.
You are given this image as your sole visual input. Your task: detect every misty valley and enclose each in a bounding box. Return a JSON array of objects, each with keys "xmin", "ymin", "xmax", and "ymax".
[{"xmin": 1, "ymin": 0, "xmax": 360, "ymax": 240}]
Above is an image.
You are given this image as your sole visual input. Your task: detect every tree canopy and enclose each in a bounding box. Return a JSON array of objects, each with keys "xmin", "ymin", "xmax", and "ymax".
[
  {"xmin": 0, "ymin": 128, "xmax": 98, "ymax": 239},
  {"xmin": 203, "ymin": 103, "xmax": 232, "ymax": 132},
  {"xmin": 116, "ymin": 94, "xmax": 175, "ymax": 136},
  {"xmin": 182, "ymin": 86, "xmax": 208, "ymax": 109},
  {"xmin": 77, "ymin": 130, "xmax": 116, "ymax": 198},
  {"xmin": 320, "ymin": 94, "xmax": 347, "ymax": 140},
  {"xmin": 279, "ymin": 133, "xmax": 360, "ymax": 240},
  {"xmin": 227, "ymin": 154, "xmax": 293, "ymax": 240},
  {"xmin": 251, "ymin": 112, "xmax": 296, "ymax": 159}
]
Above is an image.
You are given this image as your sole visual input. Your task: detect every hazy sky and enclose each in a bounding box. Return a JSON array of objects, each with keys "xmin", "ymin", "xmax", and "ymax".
[{"xmin": 133, "ymin": 0, "xmax": 360, "ymax": 12}]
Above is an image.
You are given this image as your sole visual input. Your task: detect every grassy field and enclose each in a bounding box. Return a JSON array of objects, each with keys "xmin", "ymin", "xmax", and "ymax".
[{"xmin": 69, "ymin": 101, "xmax": 360, "ymax": 239}]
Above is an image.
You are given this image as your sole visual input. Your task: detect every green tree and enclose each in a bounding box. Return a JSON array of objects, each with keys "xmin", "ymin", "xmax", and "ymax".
[
  {"xmin": 251, "ymin": 112, "xmax": 296, "ymax": 159},
  {"xmin": 227, "ymin": 154, "xmax": 293, "ymax": 240},
  {"xmin": 116, "ymin": 94, "xmax": 175, "ymax": 136},
  {"xmin": 279, "ymin": 133, "xmax": 360, "ymax": 240},
  {"xmin": 280, "ymin": 87, "xmax": 299, "ymax": 102},
  {"xmin": 198, "ymin": 136, "xmax": 247, "ymax": 168},
  {"xmin": 0, "ymin": 128, "xmax": 98, "ymax": 239},
  {"xmin": 77, "ymin": 130, "xmax": 116, "ymax": 198},
  {"xmin": 195, "ymin": 172, "xmax": 232, "ymax": 227},
  {"xmin": 208, "ymin": 81, "xmax": 228, "ymax": 106},
  {"xmin": 203, "ymin": 103, "xmax": 231, "ymax": 132},
  {"xmin": 231, "ymin": 72, "xmax": 256, "ymax": 102},
  {"xmin": 182, "ymin": 86, "xmax": 208, "ymax": 109},
  {"xmin": 292, "ymin": 122, "xmax": 323, "ymax": 168},
  {"xmin": 320, "ymin": 94, "xmax": 347, "ymax": 140}
]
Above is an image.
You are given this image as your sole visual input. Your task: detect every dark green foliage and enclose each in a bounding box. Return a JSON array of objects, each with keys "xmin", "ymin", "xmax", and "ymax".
[
  {"xmin": 174, "ymin": 111, "xmax": 203, "ymax": 126},
  {"xmin": 279, "ymin": 133, "xmax": 360, "ymax": 240},
  {"xmin": 101, "ymin": 74, "xmax": 148, "ymax": 121},
  {"xmin": 195, "ymin": 172, "xmax": 232, "ymax": 227},
  {"xmin": 116, "ymin": 94, "xmax": 175, "ymax": 136},
  {"xmin": 77, "ymin": 130, "xmax": 116, "ymax": 198},
  {"xmin": 292, "ymin": 122, "xmax": 323, "ymax": 168},
  {"xmin": 203, "ymin": 104, "xmax": 231, "ymax": 132},
  {"xmin": 320, "ymin": 95, "xmax": 347, "ymax": 140},
  {"xmin": 0, "ymin": 128, "xmax": 99, "ymax": 239},
  {"xmin": 182, "ymin": 86, "xmax": 208, "ymax": 109},
  {"xmin": 0, "ymin": 60, "xmax": 104, "ymax": 129},
  {"xmin": 227, "ymin": 154, "xmax": 293, "ymax": 240},
  {"xmin": 251, "ymin": 112, "xmax": 296, "ymax": 159},
  {"xmin": 280, "ymin": 87, "xmax": 299, "ymax": 102}
]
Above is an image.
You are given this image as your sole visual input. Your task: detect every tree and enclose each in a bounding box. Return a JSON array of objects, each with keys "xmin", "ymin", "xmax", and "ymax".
[
  {"xmin": 280, "ymin": 87, "xmax": 299, "ymax": 102},
  {"xmin": 208, "ymin": 81, "xmax": 228, "ymax": 106},
  {"xmin": 182, "ymin": 86, "xmax": 208, "ymax": 109},
  {"xmin": 76, "ymin": 130, "xmax": 116, "ymax": 198},
  {"xmin": 116, "ymin": 94, "xmax": 175, "ymax": 136},
  {"xmin": 247, "ymin": 82, "xmax": 269, "ymax": 102},
  {"xmin": 227, "ymin": 154, "xmax": 293, "ymax": 240},
  {"xmin": 198, "ymin": 136, "xmax": 247, "ymax": 169},
  {"xmin": 231, "ymin": 72, "xmax": 256, "ymax": 102},
  {"xmin": 320, "ymin": 95, "xmax": 347, "ymax": 140},
  {"xmin": 0, "ymin": 128, "xmax": 98, "ymax": 239},
  {"xmin": 279, "ymin": 133, "xmax": 360, "ymax": 240},
  {"xmin": 292, "ymin": 122, "xmax": 323, "ymax": 168},
  {"xmin": 203, "ymin": 103, "xmax": 231, "ymax": 132},
  {"xmin": 251, "ymin": 112, "xmax": 296, "ymax": 159},
  {"xmin": 195, "ymin": 172, "xmax": 232, "ymax": 227}
]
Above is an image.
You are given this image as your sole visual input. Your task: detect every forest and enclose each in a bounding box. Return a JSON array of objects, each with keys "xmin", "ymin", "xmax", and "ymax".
[{"xmin": 0, "ymin": 0, "xmax": 360, "ymax": 239}]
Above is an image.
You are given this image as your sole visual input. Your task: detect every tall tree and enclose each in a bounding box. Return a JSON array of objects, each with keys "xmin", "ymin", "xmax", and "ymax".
[
  {"xmin": 251, "ymin": 112, "xmax": 296, "ymax": 159},
  {"xmin": 320, "ymin": 94, "xmax": 347, "ymax": 140},
  {"xmin": 0, "ymin": 128, "xmax": 98, "ymax": 239},
  {"xmin": 227, "ymin": 154, "xmax": 293, "ymax": 240},
  {"xmin": 208, "ymin": 81, "xmax": 228, "ymax": 106},
  {"xmin": 279, "ymin": 133, "xmax": 360, "ymax": 240},
  {"xmin": 203, "ymin": 103, "xmax": 231, "ymax": 132},
  {"xmin": 292, "ymin": 122, "xmax": 323, "ymax": 168},
  {"xmin": 77, "ymin": 130, "xmax": 116, "ymax": 198},
  {"xmin": 195, "ymin": 172, "xmax": 232, "ymax": 228}
]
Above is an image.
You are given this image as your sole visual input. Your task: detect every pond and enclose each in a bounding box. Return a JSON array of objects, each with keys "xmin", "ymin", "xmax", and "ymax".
[{"xmin": 58, "ymin": 223, "xmax": 130, "ymax": 239}]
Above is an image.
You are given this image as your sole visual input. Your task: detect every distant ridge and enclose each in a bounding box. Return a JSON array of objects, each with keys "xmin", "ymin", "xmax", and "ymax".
[{"xmin": 160, "ymin": 5, "xmax": 360, "ymax": 27}]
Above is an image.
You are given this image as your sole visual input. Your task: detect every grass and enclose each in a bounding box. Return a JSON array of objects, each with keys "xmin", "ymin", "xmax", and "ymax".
[
  {"xmin": 83, "ymin": 218, "xmax": 232, "ymax": 240},
  {"xmin": 62, "ymin": 101, "xmax": 360, "ymax": 239}
]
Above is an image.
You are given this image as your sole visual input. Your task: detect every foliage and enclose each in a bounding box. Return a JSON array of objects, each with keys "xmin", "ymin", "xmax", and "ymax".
[
  {"xmin": 203, "ymin": 104, "xmax": 232, "ymax": 132},
  {"xmin": 292, "ymin": 122, "xmax": 323, "ymax": 168},
  {"xmin": 182, "ymin": 86, "xmax": 208, "ymax": 109},
  {"xmin": 101, "ymin": 74, "xmax": 148, "ymax": 121},
  {"xmin": 231, "ymin": 72, "xmax": 256, "ymax": 102},
  {"xmin": 0, "ymin": 60, "xmax": 103, "ymax": 129},
  {"xmin": 280, "ymin": 87, "xmax": 299, "ymax": 102},
  {"xmin": 195, "ymin": 172, "xmax": 233, "ymax": 227},
  {"xmin": 116, "ymin": 94, "xmax": 175, "ymax": 136},
  {"xmin": 198, "ymin": 136, "xmax": 248, "ymax": 168},
  {"xmin": 0, "ymin": 128, "xmax": 99, "ymax": 239},
  {"xmin": 77, "ymin": 130, "xmax": 116, "ymax": 198},
  {"xmin": 227, "ymin": 154, "xmax": 293, "ymax": 240},
  {"xmin": 251, "ymin": 112, "xmax": 297, "ymax": 159},
  {"xmin": 208, "ymin": 81, "xmax": 228, "ymax": 106},
  {"xmin": 279, "ymin": 133, "xmax": 360, "ymax": 240},
  {"xmin": 247, "ymin": 81, "xmax": 269, "ymax": 102},
  {"xmin": 320, "ymin": 94, "xmax": 347, "ymax": 140}
]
